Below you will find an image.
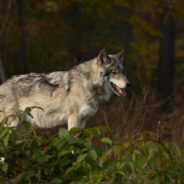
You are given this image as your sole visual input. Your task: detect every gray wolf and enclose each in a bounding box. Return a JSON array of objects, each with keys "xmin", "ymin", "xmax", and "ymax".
[{"xmin": 0, "ymin": 49, "xmax": 129, "ymax": 130}]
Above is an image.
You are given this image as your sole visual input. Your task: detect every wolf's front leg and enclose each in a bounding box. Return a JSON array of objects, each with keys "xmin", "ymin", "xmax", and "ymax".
[
  {"xmin": 67, "ymin": 113, "xmax": 86, "ymax": 130},
  {"xmin": 67, "ymin": 113, "xmax": 80, "ymax": 130}
]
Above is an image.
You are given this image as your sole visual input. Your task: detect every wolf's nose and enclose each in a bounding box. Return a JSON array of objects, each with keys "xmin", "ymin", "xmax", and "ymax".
[{"xmin": 126, "ymin": 82, "xmax": 130, "ymax": 88}]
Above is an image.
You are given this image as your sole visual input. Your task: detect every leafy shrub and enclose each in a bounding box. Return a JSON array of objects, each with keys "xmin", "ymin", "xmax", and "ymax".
[{"xmin": 0, "ymin": 110, "xmax": 184, "ymax": 183}]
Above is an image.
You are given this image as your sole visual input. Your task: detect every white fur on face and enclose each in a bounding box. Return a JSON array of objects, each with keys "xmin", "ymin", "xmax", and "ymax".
[{"xmin": 109, "ymin": 77, "xmax": 127, "ymax": 89}]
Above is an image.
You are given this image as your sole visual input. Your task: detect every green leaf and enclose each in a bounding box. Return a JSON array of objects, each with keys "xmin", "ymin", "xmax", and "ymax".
[
  {"xmin": 101, "ymin": 137, "xmax": 113, "ymax": 145},
  {"xmin": 59, "ymin": 128, "xmax": 77, "ymax": 144},
  {"xmin": 0, "ymin": 128, "xmax": 10, "ymax": 146},
  {"xmin": 126, "ymin": 161, "xmax": 134, "ymax": 172},
  {"xmin": 88, "ymin": 149, "xmax": 97, "ymax": 161},
  {"xmin": 76, "ymin": 154, "xmax": 87, "ymax": 164},
  {"xmin": 1, "ymin": 162, "xmax": 8, "ymax": 172},
  {"xmin": 3, "ymin": 133, "xmax": 10, "ymax": 147},
  {"xmin": 58, "ymin": 128, "xmax": 70, "ymax": 139},
  {"xmin": 0, "ymin": 128, "xmax": 9, "ymax": 140}
]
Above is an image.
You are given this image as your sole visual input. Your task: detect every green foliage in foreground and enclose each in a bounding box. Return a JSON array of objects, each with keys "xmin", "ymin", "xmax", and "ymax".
[{"xmin": 0, "ymin": 124, "xmax": 184, "ymax": 183}]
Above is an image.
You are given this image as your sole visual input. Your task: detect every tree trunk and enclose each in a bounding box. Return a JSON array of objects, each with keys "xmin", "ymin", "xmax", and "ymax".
[
  {"xmin": 159, "ymin": 8, "xmax": 176, "ymax": 112},
  {"xmin": 0, "ymin": 56, "xmax": 6, "ymax": 83},
  {"xmin": 18, "ymin": 0, "xmax": 26, "ymax": 74},
  {"xmin": 0, "ymin": 0, "xmax": 12, "ymax": 82}
]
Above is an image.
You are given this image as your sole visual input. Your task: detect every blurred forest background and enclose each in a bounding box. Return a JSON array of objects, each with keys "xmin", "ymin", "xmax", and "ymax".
[{"xmin": 0, "ymin": 0, "xmax": 184, "ymax": 144}]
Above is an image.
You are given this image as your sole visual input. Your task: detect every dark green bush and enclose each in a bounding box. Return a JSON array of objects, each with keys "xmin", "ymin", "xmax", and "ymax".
[{"xmin": 0, "ymin": 110, "xmax": 184, "ymax": 183}]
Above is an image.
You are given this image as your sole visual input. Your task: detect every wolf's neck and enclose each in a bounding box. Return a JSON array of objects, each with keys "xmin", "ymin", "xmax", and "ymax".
[
  {"xmin": 71, "ymin": 60, "xmax": 93, "ymax": 81},
  {"xmin": 70, "ymin": 59, "xmax": 99, "ymax": 95}
]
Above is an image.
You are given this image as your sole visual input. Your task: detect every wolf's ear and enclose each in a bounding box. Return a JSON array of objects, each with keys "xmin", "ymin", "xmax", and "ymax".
[
  {"xmin": 116, "ymin": 49, "xmax": 124, "ymax": 62},
  {"xmin": 97, "ymin": 49, "xmax": 111, "ymax": 65}
]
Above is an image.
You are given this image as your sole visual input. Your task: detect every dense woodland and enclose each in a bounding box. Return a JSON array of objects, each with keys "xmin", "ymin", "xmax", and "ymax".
[
  {"xmin": 0, "ymin": 0, "xmax": 184, "ymax": 139},
  {"xmin": 0, "ymin": 1, "xmax": 184, "ymax": 182}
]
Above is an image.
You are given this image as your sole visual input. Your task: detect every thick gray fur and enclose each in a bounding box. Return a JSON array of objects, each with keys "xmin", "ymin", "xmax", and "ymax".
[{"xmin": 0, "ymin": 50, "xmax": 129, "ymax": 129}]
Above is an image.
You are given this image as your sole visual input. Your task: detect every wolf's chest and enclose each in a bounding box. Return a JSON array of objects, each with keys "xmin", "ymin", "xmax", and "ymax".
[{"xmin": 79, "ymin": 103, "xmax": 98, "ymax": 118}]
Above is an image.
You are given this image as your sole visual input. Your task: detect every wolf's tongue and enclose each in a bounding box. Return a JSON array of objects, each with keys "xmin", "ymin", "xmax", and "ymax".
[
  {"xmin": 114, "ymin": 86, "xmax": 126, "ymax": 96},
  {"xmin": 111, "ymin": 82, "xmax": 127, "ymax": 96},
  {"xmin": 119, "ymin": 88, "xmax": 126, "ymax": 96}
]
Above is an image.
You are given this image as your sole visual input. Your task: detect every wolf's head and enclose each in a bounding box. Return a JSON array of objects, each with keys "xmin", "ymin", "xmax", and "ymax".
[{"xmin": 93, "ymin": 49, "xmax": 129, "ymax": 98}]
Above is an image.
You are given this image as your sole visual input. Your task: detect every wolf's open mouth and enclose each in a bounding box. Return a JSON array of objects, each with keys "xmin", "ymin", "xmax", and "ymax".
[{"xmin": 110, "ymin": 82, "xmax": 126, "ymax": 96}]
